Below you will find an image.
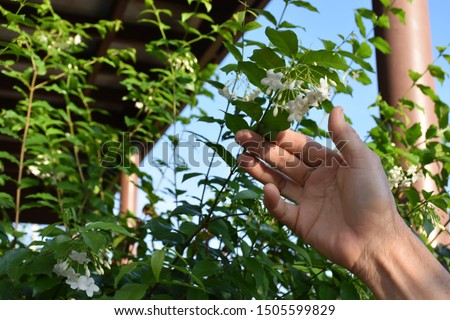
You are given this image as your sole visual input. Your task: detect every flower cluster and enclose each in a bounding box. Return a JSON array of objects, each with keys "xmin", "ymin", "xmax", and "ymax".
[
  {"xmin": 170, "ymin": 52, "xmax": 197, "ymax": 73},
  {"xmin": 388, "ymin": 165, "xmax": 422, "ymax": 189},
  {"xmin": 36, "ymin": 32, "xmax": 82, "ymax": 51},
  {"xmin": 218, "ymin": 82, "xmax": 260, "ymax": 102},
  {"xmin": 53, "ymin": 250, "xmax": 101, "ymax": 297},
  {"xmin": 28, "ymin": 150, "xmax": 64, "ymax": 180},
  {"xmin": 260, "ymin": 69, "xmax": 335, "ymax": 122},
  {"xmin": 217, "ymin": 69, "xmax": 335, "ymax": 123}
]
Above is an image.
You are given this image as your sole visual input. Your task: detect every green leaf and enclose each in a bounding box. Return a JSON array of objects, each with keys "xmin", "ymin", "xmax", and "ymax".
[
  {"xmin": 0, "ymin": 248, "xmax": 31, "ymax": 282},
  {"xmin": 223, "ymin": 42, "xmax": 242, "ymax": 62},
  {"xmin": 251, "ymin": 8, "xmax": 277, "ymax": 25},
  {"xmin": 444, "ymin": 54, "xmax": 450, "ymax": 64},
  {"xmin": 84, "ymin": 221, "xmax": 133, "ymax": 237},
  {"xmin": 357, "ymin": 8, "xmax": 376, "ymax": 19},
  {"xmin": 151, "ymin": 249, "xmax": 165, "ymax": 282},
  {"xmin": 238, "ymin": 61, "xmax": 266, "ymax": 87},
  {"xmin": 39, "ymin": 223, "xmax": 65, "ymax": 238},
  {"xmin": 403, "ymin": 188, "xmax": 420, "ymax": 205},
  {"xmin": 225, "ymin": 112, "xmax": 249, "ymax": 134},
  {"xmin": 0, "ymin": 151, "xmax": 19, "ymax": 165},
  {"xmin": 340, "ymin": 281, "xmax": 360, "ymax": 300},
  {"xmin": 375, "ymin": 14, "xmax": 390, "ymax": 29},
  {"xmin": 434, "ymin": 100, "xmax": 449, "ymax": 129},
  {"xmin": 265, "ymin": 27, "xmax": 298, "ymax": 57},
  {"xmin": 320, "ymin": 39, "xmax": 336, "ymax": 51},
  {"xmin": 428, "ymin": 64, "xmax": 446, "ymax": 84},
  {"xmin": 115, "ymin": 283, "xmax": 148, "ymax": 300},
  {"xmin": 220, "ymin": 63, "xmax": 238, "ymax": 74},
  {"xmin": 179, "ymin": 221, "xmax": 198, "ymax": 237},
  {"xmin": 250, "ymin": 47, "xmax": 285, "ymax": 69},
  {"xmin": 379, "ymin": 0, "xmax": 391, "ymax": 7},
  {"xmin": 82, "ymin": 231, "xmax": 107, "ymax": 252},
  {"xmin": 22, "ymin": 254, "xmax": 54, "ymax": 277},
  {"xmin": 244, "ymin": 21, "xmax": 262, "ymax": 32},
  {"xmin": 406, "ymin": 123, "xmax": 422, "ymax": 145},
  {"xmin": 298, "ymin": 50, "xmax": 349, "ymax": 70},
  {"xmin": 355, "ymin": 13, "xmax": 366, "ymax": 37},
  {"xmin": 234, "ymin": 190, "xmax": 259, "ymax": 200},
  {"xmin": 408, "ymin": 69, "xmax": 422, "ymax": 82},
  {"xmin": 147, "ymin": 218, "xmax": 185, "ymax": 245},
  {"xmin": 192, "ymin": 260, "xmax": 219, "ymax": 278},
  {"xmin": 391, "ymin": 8, "xmax": 406, "ymax": 24},
  {"xmin": 204, "ymin": 141, "xmax": 237, "ymax": 167},
  {"xmin": 338, "ymin": 50, "xmax": 374, "ymax": 72},
  {"xmin": 0, "ymin": 192, "xmax": 15, "ymax": 208},
  {"xmin": 426, "ymin": 124, "xmax": 438, "ymax": 139},
  {"xmin": 356, "ymin": 41, "xmax": 372, "ymax": 59},
  {"xmin": 422, "ymin": 190, "xmax": 433, "ymax": 200},
  {"xmin": 257, "ymin": 109, "xmax": 291, "ymax": 139},
  {"xmin": 171, "ymin": 203, "xmax": 202, "ymax": 216},
  {"xmin": 182, "ymin": 172, "xmax": 203, "ymax": 183},
  {"xmin": 26, "ymin": 193, "xmax": 58, "ymax": 202},
  {"xmin": 231, "ymin": 100, "xmax": 263, "ymax": 121},
  {"xmin": 290, "ymin": 0, "xmax": 319, "ymax": 12},
  {"xmin": 114, "ymin": 262, "xmax": 142, "ymax": 288},
  {"xmin": 353, "ymin": 70, "xmax": 372, "ymax": 85},
  {"xmin": 417, "ymin": 84, "xmax": 439, "ymax": 102},
  {"xmin": 33, "ymin": 276, "xmax": 62, "ymax": 297},
  {"xmin": 187, "ymin": 287, "xmax": 208, "ymax": 299},
  {"xmin": 369, "ymin": 36, "xmax": 391, "ymax": 54},
  {"xmin": 20, "ymin": 177, "xmax": 39, "ymax": 189}
]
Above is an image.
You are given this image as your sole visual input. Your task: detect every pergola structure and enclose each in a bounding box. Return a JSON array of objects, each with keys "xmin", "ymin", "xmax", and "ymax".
[{"xmin": 0, "ymin": 0, "xmax": 269, "ymax": 224}]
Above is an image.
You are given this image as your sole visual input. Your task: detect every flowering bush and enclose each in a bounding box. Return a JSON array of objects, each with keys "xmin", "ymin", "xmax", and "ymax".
[{"xmin": 0, "ymin": 0, "xmax": 449, "ymax": 300}]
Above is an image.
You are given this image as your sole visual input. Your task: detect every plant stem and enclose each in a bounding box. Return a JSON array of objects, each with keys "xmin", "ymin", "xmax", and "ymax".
[{"xmin": 15, "ymin": 51, "xmax": 38, "ymax": 231}]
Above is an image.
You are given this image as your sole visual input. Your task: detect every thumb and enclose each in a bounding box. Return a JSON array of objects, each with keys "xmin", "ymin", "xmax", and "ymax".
[{"xmin": 328, "ymin": 107, "xmax": 367, "ymax": 165}]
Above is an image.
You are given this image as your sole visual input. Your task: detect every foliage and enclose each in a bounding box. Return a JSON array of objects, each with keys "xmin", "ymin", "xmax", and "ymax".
[{"xmin": 0, "ymin": 0, "xmax": 449, "ymax": 300}]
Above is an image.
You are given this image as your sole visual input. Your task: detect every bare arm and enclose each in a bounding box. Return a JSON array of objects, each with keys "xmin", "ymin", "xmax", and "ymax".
[{"xmin": 235, "ymin": 106, "xmax": 450, "ymax": 299}]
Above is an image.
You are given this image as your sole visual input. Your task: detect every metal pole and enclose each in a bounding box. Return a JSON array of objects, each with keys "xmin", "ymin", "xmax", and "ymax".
[{"xmin": 372, "ymin": 0, "xmax": 449, "ymax": 246}]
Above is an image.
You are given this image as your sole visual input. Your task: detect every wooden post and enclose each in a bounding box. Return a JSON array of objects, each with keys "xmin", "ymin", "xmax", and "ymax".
[
  {"xmin": 372, "ymin": 0, "xmax": 449, "ymax": 246},
  {"xmin": 120, "ymin": 152, "xmax": 140, "ymax": 258}
]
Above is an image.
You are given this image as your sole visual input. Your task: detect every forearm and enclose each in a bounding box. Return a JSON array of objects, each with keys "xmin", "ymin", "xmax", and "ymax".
[{"xmin": 355, "ymin": 220, "xmax": 450, "ymax": 299}]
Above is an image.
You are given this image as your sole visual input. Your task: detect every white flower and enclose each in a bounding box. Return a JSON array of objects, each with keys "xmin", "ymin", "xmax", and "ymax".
[
  {"xmin": 66, "ymin": 275, "xmax": 80, "ymax": 290},
  {"xmin": 286, "ymin": 94, "xmax": 309, "ymax": 122},
  {"xmin": 406, "ymin": 165, "xmax": 418, "ymax": 176},
  {"xmin": 261, "ymin": 69, "xmax": 284, "ymax": 92},
  {"xmin": 244, "ymin": 88, "xmax": 260, "ymax": 101},
  {"xmin": 284, "ymin": 80, "xmax": 296, "ymax": 91},
  {"xmin": 273, "ymin": 105, "xmax": 279, "ymax": 117},
  {"xmin": 77, "ymin": 275, "xmax": 100, "ymax": 297},
  {"xmin": 388, "ymin": 166, "xmax": 404, "ymax": 189},
  {"xmin": 134, "ymin": 101, "xmax": 144, "ymax": 109},
  {"xmin": 74, "ymin": 34, "xmax": 82, "ymax": 45},
  {"xmin": 316, "ymin": 76, "xmax": 331, "ymax": 101},
  {"xmin": 53, "ymin": 261, "xmax": 77, "ymax": 278},
  {"xmin": 218, "ymin": 86, "xmax": 235, "ymax": 100},
  {"xmin": 28, "ymin": 154, "xmax": 51, "ymax": 178},
  {"xmin": 69, "ymin": 250, "xmax": 91, "ymax": 264},
  {"xmin": 65, "ymin": 275, "xmax": 100, "ymax": 297}
]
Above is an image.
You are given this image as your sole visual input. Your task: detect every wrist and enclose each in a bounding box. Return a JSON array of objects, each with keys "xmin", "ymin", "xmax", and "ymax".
[{"xmin": 353, "ymin": 215, "xmax": 450, "ymax": 299}]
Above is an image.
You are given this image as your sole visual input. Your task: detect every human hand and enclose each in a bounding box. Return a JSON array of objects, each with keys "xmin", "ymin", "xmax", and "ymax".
[{"xmin": 235, "ymin": 106, "xmax": 404, "ymax": 273}]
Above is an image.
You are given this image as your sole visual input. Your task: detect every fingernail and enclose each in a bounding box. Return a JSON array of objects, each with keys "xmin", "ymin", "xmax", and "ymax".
[{"xmin": 339, "ymin": 107, "xmax": 344, "ymax": 119}]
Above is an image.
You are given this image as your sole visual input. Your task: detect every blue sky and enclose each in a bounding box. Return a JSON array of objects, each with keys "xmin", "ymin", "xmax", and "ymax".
[{"xmin": 136, "ymin": 0, "xmax": 450, "ymax": 214}]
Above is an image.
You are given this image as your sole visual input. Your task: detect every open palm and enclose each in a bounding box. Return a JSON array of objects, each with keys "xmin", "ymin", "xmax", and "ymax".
[{"xmin": 235, "ymin": 107, "xmax": 400, "ymax": 272}]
